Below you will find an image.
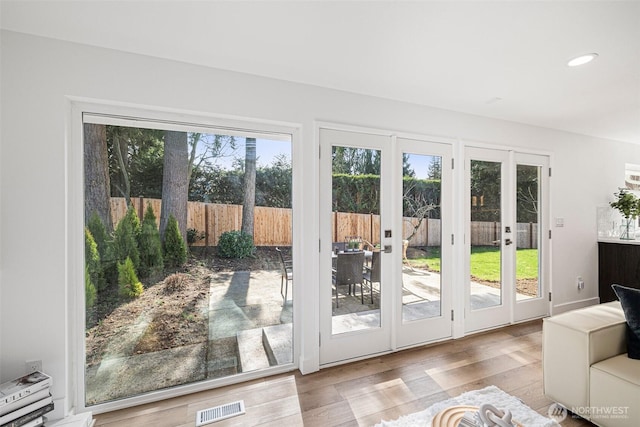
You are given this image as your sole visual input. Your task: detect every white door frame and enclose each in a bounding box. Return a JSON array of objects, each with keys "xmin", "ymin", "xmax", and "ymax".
[
  {"xmin": 464, "ymin": 146, "xmax": 551, "ymax": 333},
  {"xmin": 319, "ymin": 127, "xmax": 393, "ymax": 365},
  {"xmin": 319, "ymin": 125, "xmax": 459, "ymax": 364},
  {"xmin": 464, "ymin": 147, "xmax": 512, "ymax": 332},
  {"xmin": 395, "ymin": 137, "xmax": 454, "ymax": 348},
  {"xmin": 513, "ymin": 152, "xmax": 551, "ymax": 322}
]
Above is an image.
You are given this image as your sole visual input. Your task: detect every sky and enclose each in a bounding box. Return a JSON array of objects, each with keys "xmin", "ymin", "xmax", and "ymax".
[
  {"xmin": 195, "ymin": 131, "xmax": 438, "ymax": 179},
  {"xmin": 200, "ymin": 136, "xmax": 291, "ymax": 170},
  {"xmin": 406, "ymin": 154, "xmax": 437, "ymax": 180}
]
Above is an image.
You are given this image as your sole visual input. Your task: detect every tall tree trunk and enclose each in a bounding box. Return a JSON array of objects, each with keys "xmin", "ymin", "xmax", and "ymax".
[
  {"xmin": 84, "ymin": 123, "xmax": 113, "ymax": 232},
  {"xmin": 113, "ymin": 131, "xmax": 131, "ymax": 206},
  {"xmin": 160, "ymin": 131, "xmax": 189, "ymax": 242},
  {"xmin": 241, "ymin": 137, "xmax": 257, "ymax": 237},
  {"xmin": 187, "ymin": 133, "xmax": 201, "ymax": 185}
]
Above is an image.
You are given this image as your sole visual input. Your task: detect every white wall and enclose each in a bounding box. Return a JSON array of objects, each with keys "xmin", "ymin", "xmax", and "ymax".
[
  {"xmin": 0, "ymin": 28, "xmax": 3, "ymax": 384},
  {"xmin": 2, "ymin": 30, "xmax": 639, "ymax": 414}
]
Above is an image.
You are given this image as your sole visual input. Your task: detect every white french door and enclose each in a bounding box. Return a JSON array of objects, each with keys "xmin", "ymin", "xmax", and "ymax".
[
  {"xmin": 319, "ymin": 127, "xmax": 454, "ymax": 365},
  {"xmin": 464, "ymin": 147, "xmax": 549, "ymax": 333},
  {"xmin": 513, "ymin": 152, "xmax": 550, "ymax": 322},
  {"xmin": 319, "ymin": 128, "xmax": 392, "ymax": 364},
  {"xmin": 395, "ymin": 137, "xmax": 453, "ymax": 348}
]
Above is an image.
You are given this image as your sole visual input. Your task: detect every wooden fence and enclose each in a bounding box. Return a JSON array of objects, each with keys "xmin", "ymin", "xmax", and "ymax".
[
  {"xmin": 467, "ymin": 221, "xmax": 538, "ymax": 248},
  {"xmin": 111, "ymin": 197, "xmax": 538, "ymax": 248},
  {"xmin": 336, "ymin": 215, "xmax": 537, "ymax": 248},
  {"xmin": 111, "ymin": 197, "xmax": 292, "ymax": 247}
]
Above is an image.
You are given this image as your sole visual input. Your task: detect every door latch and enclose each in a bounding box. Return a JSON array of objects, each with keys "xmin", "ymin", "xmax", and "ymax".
[
  {"xmin": 383, "ymin": 245, "xmax": 392, "ymax": 253},
  {"xmin": 505, "ymin": 239, "xmax": 513, "ymax": 245}
]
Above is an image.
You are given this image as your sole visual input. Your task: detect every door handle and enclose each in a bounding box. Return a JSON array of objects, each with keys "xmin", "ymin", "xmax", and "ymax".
[
  {"xmin": 505, "ymin": 239, "xmax": 513, "ymax": 245},
  {"xmin": 383, "ymin": 245, "xmax": 392, "ymax": 253}
]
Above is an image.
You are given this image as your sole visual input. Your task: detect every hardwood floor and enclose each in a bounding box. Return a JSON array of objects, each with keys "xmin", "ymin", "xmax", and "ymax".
[{"xmin": 93, "ymin": 320, "xmax": 594, "ymax": 426}]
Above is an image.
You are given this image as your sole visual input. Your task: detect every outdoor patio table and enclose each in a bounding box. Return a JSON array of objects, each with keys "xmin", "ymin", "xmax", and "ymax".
[{"xmin": 331, "ymin": 250, "xmax": 372, "ymax": 259}]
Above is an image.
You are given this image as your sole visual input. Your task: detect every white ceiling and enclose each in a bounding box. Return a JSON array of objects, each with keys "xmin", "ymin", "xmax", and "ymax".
[{"xmin": 2, "ymin": 0, "xmax": 640, "ymax": 143}]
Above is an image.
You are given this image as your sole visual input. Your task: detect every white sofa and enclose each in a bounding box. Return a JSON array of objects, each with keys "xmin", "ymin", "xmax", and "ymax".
[{"xmin": 543, "ymin": 301, "xmax": 640, "ymax": 427}]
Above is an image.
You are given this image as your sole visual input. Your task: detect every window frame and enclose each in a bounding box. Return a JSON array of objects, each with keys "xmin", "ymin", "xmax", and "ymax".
[{"xmin": 69, "ymin": 98, "xmax": 302, "ymax": 414}]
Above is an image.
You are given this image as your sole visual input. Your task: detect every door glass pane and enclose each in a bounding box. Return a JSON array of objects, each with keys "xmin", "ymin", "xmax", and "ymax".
[
  {"xmin": 402, "ymin": 154, "xmax": 442, "ymax": 321},
  {"xmin": 83, "ymin": 122, "xmax": 293, "ymax": 406},
  {"xmin": 469, "ymin": 160, "xmax": 502, "ymax": 309},
  {"xmin": 516, "ymin": 164, "xmax": 541, "ymax": 299},
  {"xmin": 331, "ymin": 146, "xmax": 381, "ymax": 334}
]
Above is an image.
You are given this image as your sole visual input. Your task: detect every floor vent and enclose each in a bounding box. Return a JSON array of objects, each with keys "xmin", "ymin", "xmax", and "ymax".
[{"xmin": 196, "ymin": 400, "xmax": 245, "ymax": 426}]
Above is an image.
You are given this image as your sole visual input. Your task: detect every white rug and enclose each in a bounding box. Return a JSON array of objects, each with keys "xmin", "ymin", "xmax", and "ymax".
[{"xmin": 374, "ymin": 385, "xmax": 556, "ymax": 427}]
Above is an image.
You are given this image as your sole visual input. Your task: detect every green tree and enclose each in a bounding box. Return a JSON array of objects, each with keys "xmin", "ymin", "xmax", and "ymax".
[
  {"xmin": 188, "ymin": 133, "xmax": 238, "ymax": 185},
  {"xmin": 117, "ymin": 257, "xmax": 143, "ymax": 298},
  {"xmin": 125, "ymin": 205, "xmax": 141, "ymax": 240},
  {"xmin": 332, "ymin": 147, "xmax": 380, "ymax": 175},
  {"xmin": 107, "ymin": 126, "xmax": 165, "ymax": 201},
  {"xmin": 87, "ymin": 212, "xmax": 109, "ymax": 261},
  {"xmin": 84, "ymin": 228, "xmax": 104, "ymax": 292},
  {"xmin": 427, "ymin": 157, "xmax": 442, "ymax": 180},
  {"xmin": 87, "ymin": 212, "xmax": 118, "ymax": 289},
  {"xmin": 190, "ymin": 158, "xmax": 293, "ymax": 209},
  {"xmin": 138, "ymin": 203, "xmax": 164, "ymax": 277},
  {"xmin": 189, "ymin": 166, "xmax": 243, "ymax": 204},
  {"xmin": 402, "ymin": 153, "xmax": 416, "ymax": 177},
  {"xmin": 470, "ymin": 160, "xmax": 501, "ymax": 222},
  {"xmin": 85, "ymin": 265, "xmax": 97, "ymax": 309},
  {"xmin": 113, "ymin": 207, "xmax": 140, "ymax": 270},
  {"xmin": 255, "ymin": 154, "xmax": 292, "ymax": 208},
  {"xmin": 516, "ymin": 165, "xmax": 540, "ymax": 223},
  {"xmin": 163, "ymin": 214, "xmax": 187, "ymax": 268}
]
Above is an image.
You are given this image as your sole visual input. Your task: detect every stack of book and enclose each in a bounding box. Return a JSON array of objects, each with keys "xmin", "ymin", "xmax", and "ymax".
[{"xmin": 0, "ymin": 372, "xmax": 53, "ymax": 427}]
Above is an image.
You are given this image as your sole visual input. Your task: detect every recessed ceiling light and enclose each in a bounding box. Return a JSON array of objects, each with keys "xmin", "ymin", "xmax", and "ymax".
[{"xmin": 568, "ymin": 53, "xmax": 599, "ymax": 67}]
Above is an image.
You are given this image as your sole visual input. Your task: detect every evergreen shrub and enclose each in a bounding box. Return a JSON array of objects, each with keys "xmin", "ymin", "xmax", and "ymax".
[
  {"xmin": 85, "ymin": 265, "xmax": 97, "ymax": 308},
  {"xmin": 217, "ymin": 230, "xmax": 255, "ymax": 259},
  {"xmin": 126, "ymin": 205, "xmax": 142, "ymax": 239},
  {"xmin": 163, "ymin": 214, "xmax": 187, "ymax": 268},
  {"xmin": 87, "ymin": 212, "xmax": 118, "ymax": 289},
  {"xmin": 138, "ymin": 203, "xmax": 163, "ymax": 277},
  {"xmin": 87, "ymin": 212, "xmax": 109, "ymax": 260},
  {"xmin": 84, "ymin": 227, "xmax": 105, "ymax": 292},
  {"xmin": 113, "ymin": 207, "xmax": 140, "ymax": 270},
  {"xmin": 118, "ymin": 257, "xmax": 143, "ymax": 298}
]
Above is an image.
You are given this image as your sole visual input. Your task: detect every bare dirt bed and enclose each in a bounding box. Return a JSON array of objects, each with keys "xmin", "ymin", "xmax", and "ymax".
[{"xmin": 85, "ymin": 247, "xmax": 283, "ymax": 367}]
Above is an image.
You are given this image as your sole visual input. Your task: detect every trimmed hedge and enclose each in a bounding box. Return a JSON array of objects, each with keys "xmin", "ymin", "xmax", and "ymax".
[
  {"xmin": 217, "ymin": 230, "xmax": 255, "ymax": 259},
  {"xmin": 332, "ymin": 174, "xmax": 441, "ymax": 216}
]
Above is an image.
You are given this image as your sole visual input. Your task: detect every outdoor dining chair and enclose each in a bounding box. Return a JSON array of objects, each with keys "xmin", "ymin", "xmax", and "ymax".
[
  {"xmin": 332, "ymin": 241, "xmax": 347, "ymax": 253},
  {"xmin": 362, "ymin": 250, "xmax": 380, "ymax": 304},
  {"xmin": 276, "ymin": 247, "xmax": 293, "ymax": 304},
  {"xmin": 332, "ymin": 251, "xmax": 365, "ymax": 308}
]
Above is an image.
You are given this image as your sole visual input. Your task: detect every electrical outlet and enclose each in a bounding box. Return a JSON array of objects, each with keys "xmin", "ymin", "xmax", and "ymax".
[
  {"xmin": 577, "ymin": 276, "xmax": 585, "ymax": 290},
  {"xmin": 25, "ymin": 359, "xmax": 42, "ymax": 374}
]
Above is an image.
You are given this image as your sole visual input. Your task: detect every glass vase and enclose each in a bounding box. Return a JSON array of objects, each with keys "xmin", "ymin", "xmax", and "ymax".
[{"xmin": 620, "ymin": 218, "xmax": 636, "ymax": 240}]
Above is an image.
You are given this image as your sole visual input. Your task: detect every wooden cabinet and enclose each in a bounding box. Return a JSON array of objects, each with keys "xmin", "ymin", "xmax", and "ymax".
[{"xmin": 598, "ymin": 241, "xmax": 640, "ymax": 302}]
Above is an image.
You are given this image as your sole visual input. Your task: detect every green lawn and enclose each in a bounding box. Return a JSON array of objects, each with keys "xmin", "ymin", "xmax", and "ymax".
[{"xmin": 407, "ymin": 246, "xmax": 538, "ymax": 282}]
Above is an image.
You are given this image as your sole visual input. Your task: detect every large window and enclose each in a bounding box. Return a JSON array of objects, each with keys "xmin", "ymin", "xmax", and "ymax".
[{"xmin": 82, "ymin": 115, "xmax": 294, "ymax": 407}]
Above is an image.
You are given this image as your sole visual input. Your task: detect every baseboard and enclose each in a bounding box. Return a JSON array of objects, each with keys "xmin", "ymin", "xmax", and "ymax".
[{"xmin": 551, "ymin": 297, "xmax": 600, "ymax": 315}]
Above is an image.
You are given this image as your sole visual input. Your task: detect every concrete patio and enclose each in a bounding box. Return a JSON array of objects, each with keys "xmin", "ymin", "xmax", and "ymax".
[{"xmin": 85, "ymin": 264, "xmax": 534, "ymax": 405}]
